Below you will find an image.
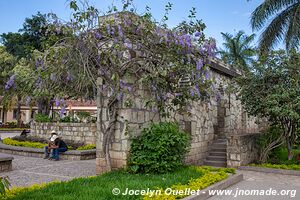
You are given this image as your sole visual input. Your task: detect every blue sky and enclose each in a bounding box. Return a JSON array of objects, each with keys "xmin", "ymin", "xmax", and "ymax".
[{"xmin": 0, "ymin": 0, "xmax": 263, "ymax": 48}]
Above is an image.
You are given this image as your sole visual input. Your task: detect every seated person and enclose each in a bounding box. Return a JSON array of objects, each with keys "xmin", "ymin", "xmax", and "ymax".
[
  {"xmin": 44, "ymin": 131, "xmax": 58, "ymax": 159},
  {"xmin": 49, "ymin": 135, "xmax": 68, "ymax": 161}
]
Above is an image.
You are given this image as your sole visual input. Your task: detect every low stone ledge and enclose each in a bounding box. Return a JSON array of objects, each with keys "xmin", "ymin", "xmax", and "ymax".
[
  {"xmin": 0, "ymin": 142, "xmax": 95, "ymax": 160},
  {"xmin": 0, "ymin": 154, "xmax": 13, "ymax": 172},
  {"xmin": 239, "ymin": 166, "xmax": 300, "ymax": 176},
  {"xmin": 182, "ymin": 174, "xmax": 243, "ymax": 200}
]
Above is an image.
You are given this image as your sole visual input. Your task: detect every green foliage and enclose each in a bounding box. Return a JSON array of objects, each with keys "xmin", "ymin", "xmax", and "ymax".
[
  {"xmin": 59, "ymin": 116, "xmax": 72, "ymax": 123},
  {"xmin": 76, "ymin": 111, "xmax": 91, "ymax": 121},
  {"xmin": 218, "ymin": 30, "xmax": 256, "ymax": 71},
  {"xmin": 0, "ymin": 182, "xmax": 58, "ymax": 200},
  {"xmin": 268, "ymin": 146, "xmax": 300, "ymax": 165},
  {"xmin": 128, "ymin": 122, "xmax": 190, "ymax": 174},
  {"xmin": 34, "ymin": 113, "xmax": 52, "ymax": 123},
  {"xmin": 0, "ymin": 46, "xmax": 17, "ymax": 95},
  {"xmin": 0, "ymin": 166, "xmax": 231, "ymax": 200},
  {"xmin": 2, "ymin": 138, "xmax": 46, "ymax": 149},
  {"xmin": 3, "ymin": 137, "xmax": 94, "ymax": 151},
  {"xmin": 0, "ymin": 177, "xmax": 10, "ymax": 196},
  {"xmin": 250, "ymin": 163, "xmax": 300, "ymax": 171},
  {"xmin": 76, "ymin": 144, "xmax": 96, "ymax": 150},
  {"xmin": 251, "ymin": 0, "xmax": 300, "ymax": 51},
  {"xmin": 144, "ymin": 166, "xmax": 233, "ymax": 199},
  {"xmin": 257, "ymin": 126, "xmax": 283, "ymax": 153},
  {"xmin": 238, "ymin": 50, "xmax": 300, "ymax": 160}
]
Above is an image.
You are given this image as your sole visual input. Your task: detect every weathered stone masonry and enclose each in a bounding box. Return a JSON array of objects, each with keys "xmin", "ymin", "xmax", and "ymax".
[
  {"xmin": 96, "ymin": 59, "xmax": 262, "ymax": 174},
  {"xmin": 31, "ymin": 122, "xmax": 97, "ymax": 145}
]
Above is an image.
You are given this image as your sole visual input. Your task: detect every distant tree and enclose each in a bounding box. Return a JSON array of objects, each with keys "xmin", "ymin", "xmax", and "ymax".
[
  {"xmin": 251, "ymin": 0, "xmax": 300, "ymax": 51},
  {"xmin": 0, "ymin": 46, "xmax": 17, "ymax": 123},
  {"xmin": 1, "ymin": 13, "xmax": 46, "ymax": 58},
  {"xmin": 238, "ymin": 50, "xmax": 300, "ymax": 160},
  {"xmin": 218, "ymin": 30, "xmax": 256, "ymax": 71},
  {"xmin": 0, "ymin": 47, "xmax": 16, "ymax": 94},
  {"xmin": 1, "ymin": 12, "xmax": 71, "ymax": 116}
]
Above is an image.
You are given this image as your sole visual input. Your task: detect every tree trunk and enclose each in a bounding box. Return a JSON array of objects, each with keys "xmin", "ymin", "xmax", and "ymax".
[
  {"xmin": 1, "ymin": 107, "xmax": 6, "ymax": 123},
  {"xmin": 37, "ymin": 98, "xmax": 51, "ymax": 115},
  {"xmin": 16, "ymin": 95, "xmax": 22, "ymax": 127},
  {"xmin": 287, "ymin": 138, "xmax": 293, "ymax": 160},
  {"xmin": 283, "ymin": 121, "xmax": 296, "ymax": 161}
]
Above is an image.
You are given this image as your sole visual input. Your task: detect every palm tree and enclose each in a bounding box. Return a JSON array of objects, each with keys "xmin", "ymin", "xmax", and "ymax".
[
  {"xmin": 218, "ymin": 31, "xmax": 256, "ymax": 71},
  {"xmin": 251, "ymin": 0, "xmax": 300, "ymax": 51}
]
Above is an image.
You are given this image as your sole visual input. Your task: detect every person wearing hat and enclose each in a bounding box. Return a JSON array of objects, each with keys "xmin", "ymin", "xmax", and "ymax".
[
  {"xmin": 44, "ymin": 131, "xmax": 58, "ymax": 159},
  {"xmin": 48, "ymin": 134, "xmax": 68, "ymax": 161}
]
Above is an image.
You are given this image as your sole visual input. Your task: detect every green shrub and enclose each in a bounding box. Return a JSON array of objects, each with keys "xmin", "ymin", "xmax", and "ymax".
[
  {"xmin": 34, "ymin": 114, "xmax": 52, "ymax": 123},
  {"xmin": 2, "ymin": 138, "xmax": 94, "ymax": 151},
  {"xmin": 128, "ymin": 122, "xmax": 190, "ymax": 174},
  {"xmin": 76, "ymin": 144, "xmax": 96, "ymax": 150},
  {"xmin": 2, "ymin": 138, "xmax": 46, "ymax": 149},
  {"xmin": 256, "ymin": 125, "xmax": 284, "ymax": 163},
  {"xmin": 0, "ymin": 176, "xmax": 10, "ymax": 195},
  {"xmin": 59, "ymin": 116, "xmax": 72, "ymax": 123}
]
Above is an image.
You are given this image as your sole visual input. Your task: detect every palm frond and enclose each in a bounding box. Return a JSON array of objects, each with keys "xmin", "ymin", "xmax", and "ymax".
[
  {"xmin": 251, "ymin": 0, "xmax": 298, "ymax": 30},
  {"xmin": 285, "ymin": 3, "xmax": 300, "ymax": 49},
  {"xmin": 258, "ymin": 4, "xmax": 297, "ymax": 51}
]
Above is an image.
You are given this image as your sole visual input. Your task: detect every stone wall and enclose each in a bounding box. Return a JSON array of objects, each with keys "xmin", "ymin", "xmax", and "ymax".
[
  {"xmin": 30, "ymin": 122, "xmax": 97, "ymax": 145},
  {"xmin": 0, "ymin": 157, "xmax": 13, "ymax": 172},
  {"xmin": 227, "ymin": 134, "xmax": 260, "ymax": 167},
  {"xmin": 96, "ymin": 64, "xmax": 262, "ymax": 174}
]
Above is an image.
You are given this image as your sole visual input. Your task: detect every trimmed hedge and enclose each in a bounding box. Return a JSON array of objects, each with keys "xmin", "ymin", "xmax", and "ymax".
[
  {"xmin": 2, "ymin": 138, "xmax": 95, "ymax": 150},
  {"xmin": 76, "ymin": 144, "xmax": 96, "ymax": 150},
  {"xmin": 2, "ymin": 138, "xmax": 46, "ymax": 149},
  {"xmin": 249, "ymin": 163, "xmax": 300, "ymax": 171}
]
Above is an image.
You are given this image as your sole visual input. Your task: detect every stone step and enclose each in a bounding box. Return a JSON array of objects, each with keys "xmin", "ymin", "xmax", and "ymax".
[
  {"xmin": 212, "ymin": 143, "xmax": 227, "ymax": 149},
  {"xmin": 215, "ymin": 139, "xmax": 227, "ymax": 143},
  {"xmin": 203, "ymin": 160, "xmax": 227, "ymax": 167},
  {"xmin": 211, "ymin": 147, "xmax": 227, "ymax": 152},
  {"xmin": 210, "ymin": 151, "xmax": 227, "ymax": 157},
  {"xmin": 206, "ymin": 155, "xmax": 227, "ymax": 162}
]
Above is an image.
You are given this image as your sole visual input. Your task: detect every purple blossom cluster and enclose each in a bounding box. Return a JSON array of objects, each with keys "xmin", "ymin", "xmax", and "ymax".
[
  {"xmin": 120, "ymin": 80, "xmax": 133, "ymax": 92},
  {"xmin": 55, "ymin": 98, "xmax": 61, "ymax": 107},
  {"xmin": 35, "ymin": 58, "xmax": 44, "ymax": 69},
  {"xmin": 36, "ymin": 77, "xmax": 42, "ymax": 88},
  {"xmin": 202, "ymin": 39, "xmax": 217, "ymax": 57},
  {"xmin": 196, "ymin": 59, "xmax": 203, "ymax": 70},
  {"xmin": 66, "ymin": 71, "xmax": 73, "ymax": 81},
  {"xmin": 5, "ymin": 74, "xmax": 16, "ymax": 90},
  {"xmin": 60, "ymin": 106, "xmax": 66, "ymax": 118},
  {"xmin": 50, "ymin": 73, "xmax": 57, "ymax": 81},
  {"xmin": 25, "ymin": 96, "xmax": 31, "ymax": 106},
  {"xmin": 124, "ymin": 39, "xmax": 133, "ymax": 49},
  {"xmin": 195, "ymin": 32, "xmax": 202, "ymax": 37},
  {"xmin": 94, "ymin": 31, "xmax": 102, "ymax": 39}
]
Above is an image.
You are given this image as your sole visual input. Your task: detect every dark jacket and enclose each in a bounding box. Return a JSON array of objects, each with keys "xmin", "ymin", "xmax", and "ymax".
[{"xmin": 54, "ymin": 138, "xmax": 68, "ymax": 150}]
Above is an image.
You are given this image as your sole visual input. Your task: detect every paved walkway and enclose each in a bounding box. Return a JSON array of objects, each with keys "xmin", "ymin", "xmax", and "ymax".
[
  {"xmin": 0, "ymin": 153, "xmax": 96, "ymax": 187},
  {"xmin": 1, "ymin": 153, "xmax": 300, "ymax": 200},
  {"xmin": 209, "ymin": 170, "xmax": 300, "ymax": 200}
]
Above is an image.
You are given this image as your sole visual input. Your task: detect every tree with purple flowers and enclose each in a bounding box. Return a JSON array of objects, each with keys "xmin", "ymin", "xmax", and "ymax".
[
  {"xmin": 30, "ymin": 0, "xmax": 218, "ymax": 171},
  {"xmin": 1, "ymin": 12, "xmax": 74, "ymax": 118}
]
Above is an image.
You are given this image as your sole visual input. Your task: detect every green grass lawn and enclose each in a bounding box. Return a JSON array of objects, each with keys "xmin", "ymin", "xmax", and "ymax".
[{"xmin": 2, "ymin": 166, "xmax": 232, "ymax": 200}]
